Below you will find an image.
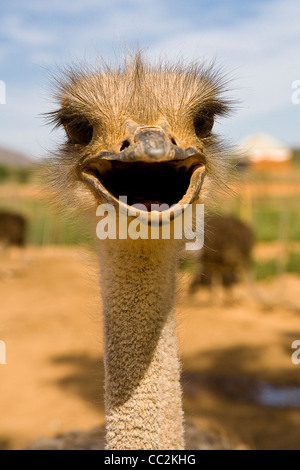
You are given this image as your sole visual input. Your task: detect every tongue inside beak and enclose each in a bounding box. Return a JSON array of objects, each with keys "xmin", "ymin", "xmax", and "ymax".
[{"xmin": 135, "ymin": 200, "xmax": 171, "ymax": 212}]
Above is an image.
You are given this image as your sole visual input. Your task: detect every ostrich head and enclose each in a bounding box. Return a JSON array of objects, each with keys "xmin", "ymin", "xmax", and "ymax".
[{"xmin": 47, "ymin": 52, "xmax": 231, "ymax": 225}]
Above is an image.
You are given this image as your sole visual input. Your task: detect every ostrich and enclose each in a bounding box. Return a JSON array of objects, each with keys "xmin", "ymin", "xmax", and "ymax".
[
  {"xmin": 46, "ymin": 52, "xmax": 232, "ymax": 450},
  {"xmin": 189, "ymin": 214, "xmax": 254, "ymax": 293},
  {"xmin": 0, "ymin": 211, "xmax": 27, "ymax": 247}
]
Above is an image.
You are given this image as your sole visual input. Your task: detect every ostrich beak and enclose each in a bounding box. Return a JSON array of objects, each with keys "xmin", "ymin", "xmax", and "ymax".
[{"xmin": 79, "ymin": 126, "xmax": 206, "ymax": 221}]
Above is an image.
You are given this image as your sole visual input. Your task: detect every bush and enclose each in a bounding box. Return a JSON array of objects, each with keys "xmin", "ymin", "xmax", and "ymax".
[
  {"xmin": 254, "ymin": 252, "xmax": 300, "ymax": 280},
  {"xmin": 14, "ymin": 168, "xmax": 31, "ymax": 184},
  {"xmin": 292, "ymin": 148, "xmax": 300, "ymax": 165},
  {"xmin": 0, "ymin": 164, "xmax": 10, "ymax": 182}
]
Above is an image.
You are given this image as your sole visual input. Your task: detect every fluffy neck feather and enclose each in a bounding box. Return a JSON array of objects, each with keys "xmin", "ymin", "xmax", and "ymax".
[{"xmin": 98, "ymin": 238, "xmax": 184, "ymax": 450}]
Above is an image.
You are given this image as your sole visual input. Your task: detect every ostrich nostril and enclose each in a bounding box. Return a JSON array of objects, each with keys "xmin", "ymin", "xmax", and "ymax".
[
  {"xmin": 120, "ymin": 140, "xmax": 130, "ymax": 151},
  {"xmin": 171, "ymin": 138, "xmax": 177, "ymax": 146}
]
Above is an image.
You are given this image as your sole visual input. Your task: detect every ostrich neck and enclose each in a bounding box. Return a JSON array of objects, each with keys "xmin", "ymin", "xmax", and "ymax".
[{"xmin": 98, "ymin": 239, "xmax": 184, "ymax": 450}]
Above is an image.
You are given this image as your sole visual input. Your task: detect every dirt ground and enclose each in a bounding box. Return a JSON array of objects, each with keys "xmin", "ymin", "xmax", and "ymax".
[{"xmin": 1, "ymin": 245, "xmax": 300, "ymax": 450}]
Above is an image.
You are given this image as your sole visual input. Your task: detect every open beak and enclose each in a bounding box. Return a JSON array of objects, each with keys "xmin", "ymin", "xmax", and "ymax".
[{"xmin": 79, "ymin": 126, "xmax": 206, "ymax": 222}]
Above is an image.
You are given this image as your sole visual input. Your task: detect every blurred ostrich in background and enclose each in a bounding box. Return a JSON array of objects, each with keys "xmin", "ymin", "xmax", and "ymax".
[
  {"xmin": 189, "ymin": 214, "xmax": 254, "ymax": 295},
  {"xmin": 0, "ymin": 211, "xmax": 26, "ymax": 247},
  {"xmin": 46, "ymin": 52, "xmax": 232, "ymax": 450}
]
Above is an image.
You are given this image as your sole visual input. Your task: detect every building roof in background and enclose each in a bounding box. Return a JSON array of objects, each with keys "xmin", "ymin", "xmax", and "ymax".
[
  {"xmin": 238, "ymin": 133, "xmax": 292, "ymax": 162},
  {"xmin": 0, "ymin": 146, "xmax": 33, "ymax": 167}
]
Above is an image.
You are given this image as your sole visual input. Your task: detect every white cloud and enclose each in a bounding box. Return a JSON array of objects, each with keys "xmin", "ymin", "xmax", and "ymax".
[{"xmin": 1, "ymin": 15, "xmax": 55, "ymax": 46}]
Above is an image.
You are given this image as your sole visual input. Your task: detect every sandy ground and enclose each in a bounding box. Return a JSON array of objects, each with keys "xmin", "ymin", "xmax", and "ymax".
[{"xmin": 1, "ymin": 246, "xmax": 300, "ymax": 450}]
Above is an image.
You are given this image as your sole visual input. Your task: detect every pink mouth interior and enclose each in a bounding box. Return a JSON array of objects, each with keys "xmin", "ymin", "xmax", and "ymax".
[{"xmin": 134, "ymin": 200, "xmax": 171, "ymax": 212}]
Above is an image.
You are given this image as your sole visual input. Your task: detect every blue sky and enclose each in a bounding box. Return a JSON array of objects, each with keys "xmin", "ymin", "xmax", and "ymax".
[{"xmin": 0, "ymin": 0, "xmax": 299, "ymax": 159}]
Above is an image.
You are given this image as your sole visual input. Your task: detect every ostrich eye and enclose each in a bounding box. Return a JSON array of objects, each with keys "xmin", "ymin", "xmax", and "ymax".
[
  {"xmin": 193, "ymin": 114, "xmax": 214, "ymax": 139},
  {"xmin": 64, "ymin": 118, "xmax": 93, "ymax": 145}
]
